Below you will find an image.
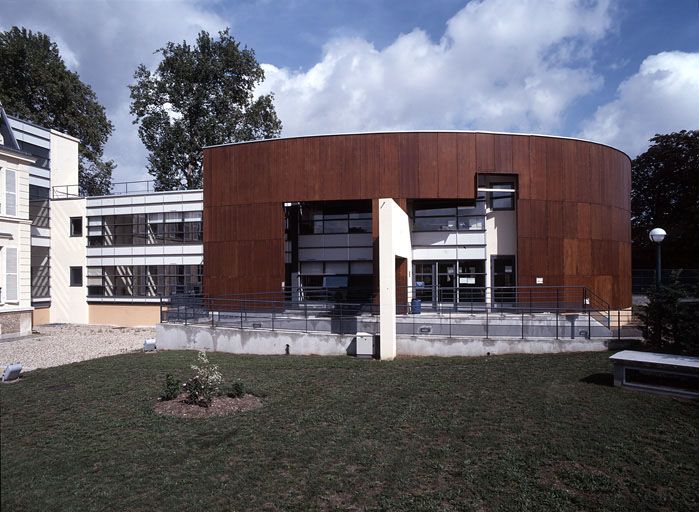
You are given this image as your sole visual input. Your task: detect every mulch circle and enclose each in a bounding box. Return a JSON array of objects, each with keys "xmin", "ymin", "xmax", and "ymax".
[{"xmin": 154, "ymin": 393, "xmax": 263, "ymax": 418}]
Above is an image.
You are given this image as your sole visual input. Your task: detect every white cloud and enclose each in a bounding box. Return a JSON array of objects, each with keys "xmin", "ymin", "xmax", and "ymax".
[
  {"xmin": 580, "ymin": 51, "xmax": 699, "ymax": 157},
  {"xmin": 259, "ymin": 0, "xmax": 613, "ymax": 137}
]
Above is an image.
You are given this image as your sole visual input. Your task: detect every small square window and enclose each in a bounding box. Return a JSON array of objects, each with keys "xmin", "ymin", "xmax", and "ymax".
[
  {"xmin": 70, "ymin": 266, "xmax": 83, "ymax": 287},
  {"xmin": 490, "ymin": 183, "xmax": 515, "ymax": 210},
  {"xmin": 70, "ymin": 217, "xmax": 83, "ymax": 237}
]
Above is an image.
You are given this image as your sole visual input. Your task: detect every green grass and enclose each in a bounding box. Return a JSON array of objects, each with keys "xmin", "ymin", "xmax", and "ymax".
[{"xmin": 1, "ymin": 351, "xmax": 697, "ymax": 511}]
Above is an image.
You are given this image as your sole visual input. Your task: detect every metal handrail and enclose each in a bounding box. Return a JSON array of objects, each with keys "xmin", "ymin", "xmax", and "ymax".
[{"xmin": 160, "ymin": 285, "xmax": 620, "ymax": 340}]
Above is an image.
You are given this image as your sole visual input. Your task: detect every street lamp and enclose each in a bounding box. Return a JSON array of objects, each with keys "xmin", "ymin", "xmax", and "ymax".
[{"xmin": 649, "ymin": 227, "xmax": 666, "ymax": 288}]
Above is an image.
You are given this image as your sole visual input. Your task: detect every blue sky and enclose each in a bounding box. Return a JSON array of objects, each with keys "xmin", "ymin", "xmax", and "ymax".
[{"xmin": 1, "ymin": 0, "xmax": 698, "ymax": 183}]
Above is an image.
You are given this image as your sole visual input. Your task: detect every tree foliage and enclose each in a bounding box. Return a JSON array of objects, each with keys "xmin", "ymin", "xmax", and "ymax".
[
  {"xmin": 129, "ymin": 29, "xmax": 282, "ymax": 190},
  {"xmin": 0, "ymin": 27, "xmax": 114, "ymax": 195},
  {"xmin": 637, "ymin": 275, "xmax": 699, "ymax": 355},
  {"xmin": 631, "ymin": 130, "xmax": 699, "ymax": 267}
]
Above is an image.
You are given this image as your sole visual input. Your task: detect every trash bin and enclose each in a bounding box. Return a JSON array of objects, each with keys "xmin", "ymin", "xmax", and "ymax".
[{"xmin": 411, "ymin": 299, "xmax": 422, "ymax": 314}]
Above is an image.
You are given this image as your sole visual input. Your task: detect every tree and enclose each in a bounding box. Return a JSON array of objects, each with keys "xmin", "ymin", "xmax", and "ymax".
[
  {"xmin": 637, "ymin": 274, "xmax": 699, "ymax": 355},
  {"xmin": 631, "ymin": 130, "xmax": 699, "ymax": 268},
  {"xmin": 129, "ymin": 29, "xmax": 282, "ymax": 190},
  {"xmin": 0, "ymin": 27, "xmax": 115, "ymax": 195}
]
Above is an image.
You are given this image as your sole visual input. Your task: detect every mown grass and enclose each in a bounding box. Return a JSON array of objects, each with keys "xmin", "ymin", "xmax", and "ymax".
[{"xmin": 1, "ymin": 350, "xmax": 697, "ymax": 511}]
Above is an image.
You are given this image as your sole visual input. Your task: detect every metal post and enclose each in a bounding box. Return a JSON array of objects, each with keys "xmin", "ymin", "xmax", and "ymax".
[
  {"xmin": 211, "ymin": 304, "xmax": 215, "ymax": 328},
  {"xmin": 485, "ymin": 305, "xmax": 489, "ymax": 339},
  {"xmin": 556, "ymin": 288, "xmax": 560, "ymax": 313},
  {"xmin": 555, "ymin": 309, "xmax": 558, "ymax": 339},
  {"xmin": 184, "ymin": 306, "xmax": 188, "ymax": 326},
  {"xmin": 617, "ymin": 309, "xmax": 621, "ymax": 341},
  {"xmin": 240, "ymin": 301, "xmax": 244, "ymax": 329},
  {"xmin": 449, "ymin": 309, "xmax": 452, "ymax": 338},
  {"xmin": 655, "ymin": 243, "xmax": 662, "ymax": 288},
  {"xmin": 272, "ymin": 308, "xmax": 275, "ymax": 331},
  {"xmin": 521, "ymin": 310, "xmax": 524, "ymax": 339},
  {"xmin": 305, "ymin": 302, "xmax": 308, "ymax": 333},
  {"xmin": 587, "ymin": 309, "xmax": 591, "ymax": 340}
]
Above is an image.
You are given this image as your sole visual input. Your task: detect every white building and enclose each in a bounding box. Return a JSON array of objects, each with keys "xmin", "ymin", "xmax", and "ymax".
[
  {"xmin": 0, "ymin": 108, "xmax": 203, "ymax": 333},
  {"xmin": 0, "ymin": 107, "xmax": 35, "ymax": 337}
]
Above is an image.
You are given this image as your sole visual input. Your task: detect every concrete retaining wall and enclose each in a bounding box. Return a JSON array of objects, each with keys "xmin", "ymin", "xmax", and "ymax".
[
  {"xmin": 156, "ymin": 324, "xmax": 358, "ymax": 356},
  {"xmin": 156, "ymin": 323, "xmax": 614, "ymax": 358},
  {"xmin": 397, "ymin": 336, "xmax": 611, "ymax": 357}
]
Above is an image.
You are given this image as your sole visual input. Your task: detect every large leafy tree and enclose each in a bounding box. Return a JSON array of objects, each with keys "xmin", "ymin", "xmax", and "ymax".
[
  {"xmin": 0, "ymin": 27, "xmax": 115, "ymax": 195},
  {"xmin": 631, "ymin": 130, "xmax": 699, "ymax": 268},
  {"xmin": 129, "ymin": 29, "xmax": 282, "ymax": 190}
]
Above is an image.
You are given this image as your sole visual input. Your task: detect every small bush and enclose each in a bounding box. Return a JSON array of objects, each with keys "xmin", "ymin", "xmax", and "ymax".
[
  {"xmin": 159, "ymin": 374, "xmax": 181, "ymax": 401},
  {"xmin": 638, "ymin": 274, "xmax": 699, "ymax": 355},
  {"xmin": 183, "ymin": 351, "xmax": 223, "ymax": 407},
  {"xmin": 224, "ymin": 381, "xmax": 246, "ymax": 399}
]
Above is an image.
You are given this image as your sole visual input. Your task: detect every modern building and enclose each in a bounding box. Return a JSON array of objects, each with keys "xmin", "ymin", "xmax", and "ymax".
[
  {"xmin": 202, "ymin": 131, "xmax": 631, "ymax": 358},
  {"xmin": 0, "ymin": 108, "xmax": 203, "ymax": 333}
]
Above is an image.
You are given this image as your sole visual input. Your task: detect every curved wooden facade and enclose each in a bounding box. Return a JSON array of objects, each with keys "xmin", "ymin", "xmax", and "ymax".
[{"xmin": 203, "ymin": 132, "xmax": 631, "ymax": 308}]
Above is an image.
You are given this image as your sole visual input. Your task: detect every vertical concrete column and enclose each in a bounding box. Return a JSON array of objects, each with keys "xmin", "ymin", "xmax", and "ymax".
[
  {"xmin": 378, "ymin": 198, "xmax": 412, "ymax": 360},
  {"xmin": 378, "ymin": 199, "xmax": 397, "ymax": 360}
]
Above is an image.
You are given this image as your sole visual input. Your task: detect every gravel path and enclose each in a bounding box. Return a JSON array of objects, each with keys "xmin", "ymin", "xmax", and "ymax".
[{"xmin": 0, "ymin": 324, "xmax": 154, "ymax": 372}]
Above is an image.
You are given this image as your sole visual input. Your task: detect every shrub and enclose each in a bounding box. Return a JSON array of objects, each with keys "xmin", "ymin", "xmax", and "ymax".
[
  {"xmin": 224, "ymin": 381, "xmax": 246, "ymax": 399},
  {"xmin": 183, "ymin": 351, "xmax": 223, "ymax": 407},
  {"xmin": 638, "ymin": 274, "xmax": 699, "ymax": 355},
  {"xmin": 159, "ymin": 374, "xmax": 181, "ymax": 401}
]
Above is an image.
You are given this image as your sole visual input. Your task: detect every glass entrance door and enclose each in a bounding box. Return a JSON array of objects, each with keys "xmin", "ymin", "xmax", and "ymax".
[
  {"xmin": 414, "ymin": 260, "xmax": 486, "ymax": 309},
  {"xmin": 437, "ymin": 262, "xmax": 457, "ymax": 303},
  {"xmin": 492, "ymin": 255, "xmax": 516, "ymax": 304}
]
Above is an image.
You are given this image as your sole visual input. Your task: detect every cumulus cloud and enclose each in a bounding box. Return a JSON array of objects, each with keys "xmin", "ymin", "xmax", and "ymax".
[
  {"xmin": 259, "ymin": 0, "xmax": 613, "ymax": 136},
  {"xmin": 580, "ymin": 51, "xmax": 699, "ymax": 157}
]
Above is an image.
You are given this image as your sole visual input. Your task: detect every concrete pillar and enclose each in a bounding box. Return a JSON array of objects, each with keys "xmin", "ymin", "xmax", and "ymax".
[{"xmin": 378, "ymin": 198, "xmax": 412, "ymax": 360}]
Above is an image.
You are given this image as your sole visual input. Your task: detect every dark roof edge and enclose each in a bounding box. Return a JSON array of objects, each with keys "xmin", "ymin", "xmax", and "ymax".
[{"xmin": 203, "ymin": 130, "xmax": 632, "ymax": 162}]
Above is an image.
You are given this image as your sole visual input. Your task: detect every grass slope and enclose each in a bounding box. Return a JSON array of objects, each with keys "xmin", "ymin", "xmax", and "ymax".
[{"xmin": 1, "ymin": 351, "xmax": 697, "ymax": 511}]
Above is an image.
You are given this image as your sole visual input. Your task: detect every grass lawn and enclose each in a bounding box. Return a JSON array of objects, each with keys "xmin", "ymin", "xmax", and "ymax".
[{"xmin": 1, "ymin": 350, "xmax": 697, "ymax": 511}]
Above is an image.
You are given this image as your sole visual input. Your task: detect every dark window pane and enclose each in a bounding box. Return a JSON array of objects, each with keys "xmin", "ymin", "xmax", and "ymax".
[{"xmin": 70, "ymin": 266, "xmax": 82, "ymax": 287}]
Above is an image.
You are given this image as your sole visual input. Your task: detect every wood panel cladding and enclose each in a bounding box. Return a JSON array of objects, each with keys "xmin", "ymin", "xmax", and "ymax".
[{"xmin": 204, "ymin": 132, "xmax": 632, "ymax": 308}]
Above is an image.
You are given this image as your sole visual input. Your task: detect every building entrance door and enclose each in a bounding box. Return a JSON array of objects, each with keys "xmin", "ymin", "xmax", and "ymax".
[
  {"xmin": 491, "ymin": 255, "xmax": 516, "ymax": 305},
  {"xmin": 414, "ymin": 260, "xmax": 486, "ymax": 310}
]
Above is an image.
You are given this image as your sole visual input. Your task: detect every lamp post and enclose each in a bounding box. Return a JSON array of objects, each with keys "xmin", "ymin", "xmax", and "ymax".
[{"xmin": 649, "ymin": 228, "xmax": 666, "ymax": 288}]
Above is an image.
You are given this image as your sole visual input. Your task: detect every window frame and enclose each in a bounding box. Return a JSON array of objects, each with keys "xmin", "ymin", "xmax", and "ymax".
[
  {"xmin": 70, "ymin": 216, "xmax": 83, "ymax": 237},
  {"xmin": 489, "ymin": 182, "xmax": 515, "ymax": 211},
  {"xmin": 69, "ymin": 266, "xmax": 83, "ymax": 287}
]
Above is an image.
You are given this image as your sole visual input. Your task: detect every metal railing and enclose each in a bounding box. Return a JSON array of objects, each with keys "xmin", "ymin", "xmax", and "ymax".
[
  {"xmin": 51, "ymin": 180, "xmax": 164, "ymax": 199},
  {"xmin": 632, "ymin": 269, "xmax": 699, "ymax": 294},
  {"xmin": 160, "ymin": 285, "xmax": 617, "ymax": 340}
]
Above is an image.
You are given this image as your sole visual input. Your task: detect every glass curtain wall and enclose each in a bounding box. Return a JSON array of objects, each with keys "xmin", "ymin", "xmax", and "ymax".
[{"xmin": 87, "ymin": 212, "xmax": 202, "ymax": 246}]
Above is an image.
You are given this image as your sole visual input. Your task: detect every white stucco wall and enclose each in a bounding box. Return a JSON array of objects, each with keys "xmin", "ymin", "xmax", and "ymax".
[
  {"xmin": 49, "ymin": 198, "xmax": 88, "ymax": 323},
  {"xmin": 49, "ymin": 129, "xmax": 80, "ymax": 190},
  {"xmin": 378, "ymin": 198, "xmax": 412, "ymax": 360},
  {"xmin": 485, "ymin": 209, "xmax": 517, "ymax": 285}
]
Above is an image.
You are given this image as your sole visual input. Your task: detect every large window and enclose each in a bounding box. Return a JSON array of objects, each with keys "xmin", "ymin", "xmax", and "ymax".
[
  {"xmin": 87, "ymin": 264, "xmax": 202, "ymax": 297},
  {"xmin": 299, "ymin": 201, "xmax": 372, "ymax": 235},
  {"xmin": 411, "ymin": 200, "xmax": 485, "ymax": 232},
  {"xmin": 87, "ymin": 211, "xmax": 202, "ymax": 246}
]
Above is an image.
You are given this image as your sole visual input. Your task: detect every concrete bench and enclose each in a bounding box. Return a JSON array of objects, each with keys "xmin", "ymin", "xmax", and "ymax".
[{"xmin": 610, "ymin": 350, "xmax": 699, "ymax": 399}]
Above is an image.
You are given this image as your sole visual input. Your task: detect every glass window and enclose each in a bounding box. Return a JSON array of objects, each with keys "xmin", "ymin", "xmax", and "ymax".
[
  {"xmin": 70, "ymin": 217, "xmax": 83, "ymax": 236},
  {"xmin": 413, "ymin": 216, "xmax": 457, "ymax": 231},
  {"xmin": 491, "ymin": 183, "xmax": 515, "ymax": 210},
  {"xmin": 70, "ymin": 266, "xmax": 83, "ymax": 287},
  {"xmin": 349, "ymin": 219, "xmax": 371, "ymax": 233},
  {"xmin": 323, "ymin": 219, "xmax": 347, "ymax": 233}
]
